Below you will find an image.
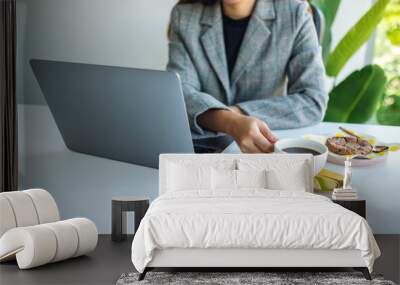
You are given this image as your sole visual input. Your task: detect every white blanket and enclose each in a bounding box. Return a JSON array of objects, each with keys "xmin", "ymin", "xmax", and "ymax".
[{"xmin": 131, "ymin": 190, "xmax": 380, "ymax": 272}]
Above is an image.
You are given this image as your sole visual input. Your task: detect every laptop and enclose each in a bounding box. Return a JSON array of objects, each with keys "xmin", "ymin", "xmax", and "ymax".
[{"xmin": 30, "ymin": 59, "xmax": 194, "ymax": 169}]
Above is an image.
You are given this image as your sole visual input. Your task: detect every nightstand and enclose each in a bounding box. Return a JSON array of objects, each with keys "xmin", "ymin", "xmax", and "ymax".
[
  {"xmin": 315, "ymin": 191, "xmax": 366, "ymax": 219},
  {"xmin": 111, "ymin": 196, "xmax": 149, "ymax": 242},
  {"xmin": 332, "ymin": 199, "xmax": 366, "ymax": 219}
]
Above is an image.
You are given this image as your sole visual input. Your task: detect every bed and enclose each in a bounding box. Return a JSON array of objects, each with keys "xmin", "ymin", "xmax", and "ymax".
[{"xmin": 131, "ymin": 154, "xmax": 380, "ymax": 281}]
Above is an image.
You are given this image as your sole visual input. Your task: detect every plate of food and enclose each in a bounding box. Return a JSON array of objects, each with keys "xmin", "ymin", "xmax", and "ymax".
[{"xmin": 303, "ymin": 127, "xmax": 400, "ymax": 166}]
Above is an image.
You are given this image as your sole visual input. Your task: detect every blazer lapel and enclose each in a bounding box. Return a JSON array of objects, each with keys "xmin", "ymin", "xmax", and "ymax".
[
  {"xmin": 200, "ymin": 4, "xmax": 231, "ymax": 100},
  {"xmin": 230, "ymin": 0, "xmax": 276, "ymax": 87}
]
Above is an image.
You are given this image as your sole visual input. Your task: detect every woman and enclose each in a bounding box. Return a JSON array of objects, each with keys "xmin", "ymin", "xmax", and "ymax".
[{"xmin": 167, "ymin": 0, "xmax": 327, "ymax": 153}]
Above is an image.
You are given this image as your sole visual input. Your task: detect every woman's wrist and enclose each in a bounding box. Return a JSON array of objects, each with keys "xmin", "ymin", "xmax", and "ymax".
[
  {"xmin": 225, "ymin": 106, "xmax": 247, "ymax": 137},
  {"xmin": 210, "ymin": 109, "xmax": 242, "ymax": 135},
  {"xmin": 197, "ymin": 108, "xmax": 242, "ymax": 135},
  {"xmin": 223, "ymin": 111, "xmax": 245, "ymax": 137},
  {"xmin": 229, "ymin": 105, "xmax": 245, "ymax": 115}
]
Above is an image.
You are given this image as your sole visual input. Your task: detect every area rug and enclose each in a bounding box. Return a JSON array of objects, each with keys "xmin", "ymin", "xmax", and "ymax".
[{"xmin": 116, "ymin": 272, "xmax": 396, "ymax": 285}]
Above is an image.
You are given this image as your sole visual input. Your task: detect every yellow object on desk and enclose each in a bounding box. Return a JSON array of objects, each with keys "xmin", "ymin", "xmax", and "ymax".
[{"xmin": 314, "ymin": 168, "xmax": 344, "ymax": 192}]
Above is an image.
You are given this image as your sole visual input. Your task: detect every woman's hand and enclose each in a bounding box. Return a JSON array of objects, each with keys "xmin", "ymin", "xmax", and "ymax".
[
  {"xmin": 197, "ymin": 109, "xmax": 278, "ymax": 153},
  {"xmin": 226, "ymin": 114, "xmax": 277, "ymax": 153}
]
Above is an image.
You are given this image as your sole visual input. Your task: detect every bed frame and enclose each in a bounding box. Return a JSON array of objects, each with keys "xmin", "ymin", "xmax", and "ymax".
[{"xmin": 139, "ymin": 248, "xmax": 371, "ymax": 280}]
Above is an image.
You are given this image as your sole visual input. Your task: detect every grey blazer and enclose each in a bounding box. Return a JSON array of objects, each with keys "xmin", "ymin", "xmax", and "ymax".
[{"xmin": 167, "ymin": 0, "xmax": 328, "ymax": 139}]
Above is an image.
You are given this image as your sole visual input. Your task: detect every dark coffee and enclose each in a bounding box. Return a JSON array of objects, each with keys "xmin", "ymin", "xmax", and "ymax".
[{"xmin": 282, "ymin": 147, "xmax": 321, "ymax": 156}]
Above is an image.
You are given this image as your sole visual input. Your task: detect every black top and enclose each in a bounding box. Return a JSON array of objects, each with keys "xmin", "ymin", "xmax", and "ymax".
[{"xmin": 222, "ymin": 14, "xmax": 251, "ymax": 77}]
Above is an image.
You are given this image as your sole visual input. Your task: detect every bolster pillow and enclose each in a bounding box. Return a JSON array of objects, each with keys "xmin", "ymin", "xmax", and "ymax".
[
  {"xmin": 0, "ymin": 189, "xmax": 60, "ymax": 237},
  {"xmin": 0, "ymin": 218, "xmax": 98, "ymax": 269}
]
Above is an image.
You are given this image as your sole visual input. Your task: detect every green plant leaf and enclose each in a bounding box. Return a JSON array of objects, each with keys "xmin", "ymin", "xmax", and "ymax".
[
  {"xmin": 387, "ymin": 25, "xmax": 400, "ymax": 45},
  {"xmin": 326, "ymin": 0, "xmax": 390, "ymax": 77},
  {"xmin": 312, "ymin": 0, "xmax": 341, "ymax": 27},
  {"xmin": 324, "ymin": 65, "xmax": 387, "ymax": 123},
  {"xmin": 377, "ymin": 95, "xmax": 400, "ymax": 126},
  {"xmin": 311, "ymin": 0, "xmax": 341, "ymax": 63}
]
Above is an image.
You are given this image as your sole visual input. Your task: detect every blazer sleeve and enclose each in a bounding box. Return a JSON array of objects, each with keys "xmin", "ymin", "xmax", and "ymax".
[
  {"xmin": 167, "ymin": 6, "xmax": 230, "ymax": 138},
  {"xmin": 236, "ymin": 2, "xmax": 328, "ymax": 130}
]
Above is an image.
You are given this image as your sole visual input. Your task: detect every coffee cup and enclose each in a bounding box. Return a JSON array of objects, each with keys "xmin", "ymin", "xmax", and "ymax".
[{"xmin": 274, "ymin": 138, "xmax": 328, "ymax": 176}]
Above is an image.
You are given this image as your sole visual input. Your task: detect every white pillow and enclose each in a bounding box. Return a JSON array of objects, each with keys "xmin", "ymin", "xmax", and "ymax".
[
  {"xmin": 167, "ymin": 163, "xmax": 211, "ymax": 191},
  {"xmin": 237, "ymin": 169, "xmax": 268, "ymax": 189},
  {"xmin": 237, "ymin": 157, "xmax": 311, "ymax": 192},
  {"xmin": 212, "ymin": 169, "xmax": 237, "ymax": 190},
  {"xmin": 267, "ymin": 162, "xmax": 307, "ymax": 191},
  {"xmin": 212, "ymin": 169, "xmax": 268, "ymax": 190}
]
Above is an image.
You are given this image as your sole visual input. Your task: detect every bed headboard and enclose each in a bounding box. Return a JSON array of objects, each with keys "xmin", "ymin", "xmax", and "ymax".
[{"xmin": 159, "ymin": 154, "xmax": 314, "ymax": 195}]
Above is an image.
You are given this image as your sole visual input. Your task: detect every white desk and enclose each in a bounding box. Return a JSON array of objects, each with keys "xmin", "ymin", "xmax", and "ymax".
[{"xmin": 225, "ymin": 122, "xmax": 400, "ymax": 234}]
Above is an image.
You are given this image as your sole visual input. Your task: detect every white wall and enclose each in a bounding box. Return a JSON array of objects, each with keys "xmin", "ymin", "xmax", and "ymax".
[
  {"xmin": 17, "ymin": 0, "xmax": 176, "ymax": 172},
  {"xmin": 18, "ymin": 0, "xmax": 176, "ymax": 105}
]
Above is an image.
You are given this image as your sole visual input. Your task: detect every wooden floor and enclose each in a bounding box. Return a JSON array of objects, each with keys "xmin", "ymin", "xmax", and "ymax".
[{"xmin": 0, "ymin": 235, "xmax": 398, "ymax": 285}]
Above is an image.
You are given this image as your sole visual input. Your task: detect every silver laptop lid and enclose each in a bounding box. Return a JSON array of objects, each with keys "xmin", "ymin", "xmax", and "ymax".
[{"xmin": 30, "ymin": 59, "xmax": 194, "ymax": 168}]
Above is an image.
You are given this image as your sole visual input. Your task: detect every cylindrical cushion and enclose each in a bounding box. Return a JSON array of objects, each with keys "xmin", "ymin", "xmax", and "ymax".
[
  {"xmin": 24, "ymin": 189, "xmax": 60, "ymax": 223},
  {"xmin": 0, "ymin": 226, "xmax": 57, "ymax": 269},
  {"xmin": 0, "ymin": 196, "xmax": 17, "ymax": 237},
  {"xmin": 65, "ymin": 218, "xmax": 98, "ymax": 257},
  {"xmin": 43, "ymin": 221, "xmax": 79, "ymax": 262},
  {"xmin": 1, "ymin": 192, "xmax": 39, "ymax": 227},
  {"xmin": 0, "ymin": 189, "xmax": 59, "ymax": 239},
  {"xmin": 0, "ymin": 218, "xmax": 98, "ymax": 269}
]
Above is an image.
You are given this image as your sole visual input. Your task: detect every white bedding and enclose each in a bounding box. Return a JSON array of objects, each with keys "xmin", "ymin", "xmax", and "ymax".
[{"xmin": 131, "ymin": 190, "xmax": 380, "ymax": 273}]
